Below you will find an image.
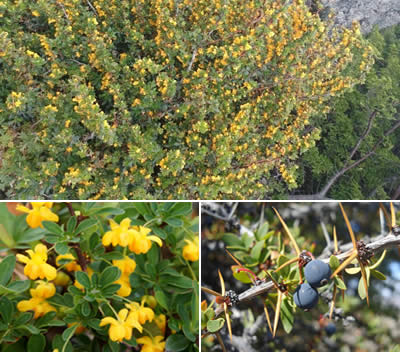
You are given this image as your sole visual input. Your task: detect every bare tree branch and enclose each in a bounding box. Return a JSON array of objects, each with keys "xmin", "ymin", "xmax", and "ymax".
[{"xmin": 348, "ymin": 110, "xmax": 377, "ymax": 160}]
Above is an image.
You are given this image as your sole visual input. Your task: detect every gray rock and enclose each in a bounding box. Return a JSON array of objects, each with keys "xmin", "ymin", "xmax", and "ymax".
[{"xmin": 320, "ymin": 0, "xmax": 400, "ymax": 33}]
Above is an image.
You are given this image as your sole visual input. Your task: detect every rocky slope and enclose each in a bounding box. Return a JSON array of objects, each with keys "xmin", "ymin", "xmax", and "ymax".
[{"xmin": 321, "ymin": 0, "xmax": 400, "ymax": 33}]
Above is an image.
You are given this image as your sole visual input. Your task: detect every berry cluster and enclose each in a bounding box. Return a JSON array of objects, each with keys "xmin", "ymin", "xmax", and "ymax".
[{"xmin": 294, "ymin": 260, "xmax": 332, "ymax": 310}]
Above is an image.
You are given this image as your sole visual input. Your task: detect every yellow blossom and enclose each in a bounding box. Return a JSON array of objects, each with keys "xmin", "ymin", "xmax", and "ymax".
[
  {"xmin": 112, "ymin": 256, "xmax": 136, "ymax": 297},
  {"xmin": 137, "ymin": 336, "xmax": 165, "ymax": 352},
  {"xmin": 128, "ymin": 226, "xmax": 162, "ymax": 255},
  {"xmin": 182, "ymin": 236, "xmax": 199, "ymax": 262},
  {"xmin": 54, "ymin": 271, "xmax": 70, "ymax": 286},
  {"xmin": 102, "ymin": 218, "xmax": 135, "ymax": 247},
  {"xmin": 100, "ymin": 308, "xmax": 142, "ymax": 342},
  {"xmin": 16, "ymin": 244, "xmax": 57, "ymax": 280},
  {"xmin": 17, "ymin": 281, "xmax": 56, "ymax": 319},
  {"xmin": 16, "ymin": 202, "xmax": 58, "ymax": 228},
  {"xmin": 125, "ymin": 299, "xmax": 154, "ymax": 325}
]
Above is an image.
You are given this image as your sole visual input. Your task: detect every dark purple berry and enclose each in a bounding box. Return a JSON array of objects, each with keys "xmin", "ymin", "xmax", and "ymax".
[
  {"xmin": 293, "ymin": 283, "xmax": 319, "ymax": 310},
  {"xmin": 325, "ymin": 322, "xmax": 336, "ymax": 336},
  {"xmin": 304, "ymin": 259, "xmax": 331, "ymax": 288}
]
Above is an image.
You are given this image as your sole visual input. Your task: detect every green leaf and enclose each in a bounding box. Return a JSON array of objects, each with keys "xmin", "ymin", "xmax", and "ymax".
[
  {"xmin": 232, "ymin": 266, "xmax": 253, "ymax": 284},
  {"xmin": 55, "ymin": 242, "xmax": 70, "ymax": 255},
  {"xmin": 101, "ymin": 251, "xmax": 124, "ymax": 261},
  {"xmin": 17, "ymin": 228, "xmax": 45, "ymax": 244},
  {"xmin": 222, "ymin": 234, "xmax": 243, "ymax": 247},
  {"xmin": 81, "ymin": 301, "xmax": 91, "ymax": 317},
  {"xmin": 20, "ymin": 324, "xmax": 40, "ymax": 335},
  {"xmin": 256, "ymin": 222, "xmax": 269, "ymax": 241},
  {"xmin": 133, "ymin": 203, "xmax": 152, "ymax": 216},
  {"xmin": 101, "ymin": 283, "xmax": 121, "ymax": 297},
  {"xmin": 0, "ymin": 296, "xmax": 13, "ymax": 323},
  {"xmin": 35, "ymin": 311, "xmax": 57, "ymax": 328},
  {"xmin": 329, "ymin": 255, "xmax": 340, "ymax": 271},
  {"xmin": 7, "ymin": 280, "xmax": 30, "ymax": 293},
  {"xmin": 370, "ymin": 269, "xmax": 386, "ymax": 280},
  {"xmin": 76, "ymin": 271, "xmax": 91, "ymax": 289},
  {"xmin": 164, "ymin": 217, "xmax": 183, "ymax": 227},
  {"xmin": 345, "ymin": 266, "xmax": 361, "ymax": 274},
  {"xmin": 154, "ymin": 288, "xmax": 169, "ymax": 310},
  {"xmin": 75, "ymin": 218, "xmax": 98, "ymax": 235},
  {"xmin": 99, "ymin": 266, "xmax": 121, "ymax": 288},
  {"xmin": 276, "ymin": 255, "xmax": 291, "ymax": 278},
  {"xmin": 27, "ymin": 334, "xmax": 46, "ymax": 352},
  {"xmin": 250, "ymin": 240, "xmax": 265, "ymax": 261},
  {"xmin": 86, "ymin": 207, "xmax": 125, "ymax": 216},
  {"xmin": 161, "ymin": 275, "xmax": 193, "ymax": 289},
  {"xmin": 207, "ymin": 318, "xmax": 225, "ymax": 333},
  {"xmin": 152, "ymin": 227, "xmax": 167, "ymax": 239},
  {"xmin": 280, "ymin": 296, "xmax": 294, "ymax": 334},
  {"xmin": 358, "ymin": 277, "xmax": 366, "ymax": 300},
  {"xmin": 168, "ymin": 203, "xmax": 192, "ymax": 217},
  {"xmin": 62, "ymin": 323, "xmax": 78, "ymax": 341},
  {"xmin": 14, "ymin": 312, "xmax": 33, "ymax": 326},
  {"xmin": 42, "ymin": 221, "xmax": 63, "ymax": 236},
  {"xmin": 334, "ymin": 276, "xmax": 347, "ymax": 290},
  {"xmin": 66, "ymin": 216, "xmax": 77, "ymax": 234},
  {"xmin": 165, "ymin": 334, "xmax": 190, "ymax": 352},
  {"xmin": 0, "ymin": 255, "xmax": 16, "ymax": 286}
]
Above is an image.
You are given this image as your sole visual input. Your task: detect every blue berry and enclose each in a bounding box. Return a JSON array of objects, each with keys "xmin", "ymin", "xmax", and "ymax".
[
  {"xmin": 304, "ymin": 259, "xmax": 331, "ymax": 288},
  {"xmin": 293, "ymin": 283, "xmax": 319, "ymax": 310},
  {"xmin": 325, "ymin": 322, "xmax": 336, "ymax": 336}
]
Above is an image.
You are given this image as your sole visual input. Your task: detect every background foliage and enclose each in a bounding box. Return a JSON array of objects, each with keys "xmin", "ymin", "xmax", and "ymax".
[
  {"xmin": 0, "ymin": 202, "xmax": 199, "ymax": 352},
  {"xmin": 299, "ymin": 24, "xmax": 400, "ymax": 199},
  {"xmin": 201, "ymin": 202, "xmax": 400, "ymax": 352}
]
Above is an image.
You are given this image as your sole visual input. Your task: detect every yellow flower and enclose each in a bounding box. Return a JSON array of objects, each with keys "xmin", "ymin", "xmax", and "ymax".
[
  {"xmin": 100, "ymin": 308, "xmax": 142, "ymax": 342},
  {"xmin": 137, "ymin": 336, "xmax": 165, "ymax": 352},
  {"xmin": 128, "ymin": 226, "xmax": 162, "ymax": 254},
  {"xmin": 182, "ymin": 236, "xmax": 199, "ymax": 262},
  {"xmin": 125, "ymin": 299, "xmax": 154, "ymax": 325},
  {"xmin": 17, "ymin": 281, "xmax": 56, "ymax": 319},
  {"xmin": 102, "ymin": 218, "xmax": 135, "ymax": 247},
  {"xmin": 155, "ymin": 314, "xmax": 166, "ymax": 336},
  {"xmin": 56, "ymin": 253, "xmax": 81, "ymax": 272},
  {"xmin": 17, "ymin": 244, "xmax": 57, "ymax": 280},
  {"xmin": 115, "ymin": 274, "xmax": 132, "ymax": 297},
  {"xmin": 16, "ymin": 202, "xmax": 59, "ymax": 228},
  {"xmin": 113, "ymin": 256, "xmax": 136, "ymax": 274},
  {"xmin": 112, "ymin": 256, "xmax": 136, "ymax": 297}
]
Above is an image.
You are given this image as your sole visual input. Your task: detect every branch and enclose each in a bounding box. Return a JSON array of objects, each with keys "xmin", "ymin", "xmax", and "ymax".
[
  {"xmin": 348, "ymin": 110, "xmax": 377, "ymax": 160},
  {"xmin": 210, "ymin": 229, "xmax": 400, "ymax": 317}
]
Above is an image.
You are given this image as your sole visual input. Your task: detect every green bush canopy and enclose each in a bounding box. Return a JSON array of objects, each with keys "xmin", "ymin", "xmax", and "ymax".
[{"xmin": 0, "ymin": 0, "xmax": 373, "ymax": 199}]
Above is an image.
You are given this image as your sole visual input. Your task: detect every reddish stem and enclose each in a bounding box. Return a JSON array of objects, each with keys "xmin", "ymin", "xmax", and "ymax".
[{"xmin": 237, "ymin": 268, "xmax": 259, "ymax": 281}]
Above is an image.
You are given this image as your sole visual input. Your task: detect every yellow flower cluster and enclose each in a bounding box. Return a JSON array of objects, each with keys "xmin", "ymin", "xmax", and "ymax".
[
  {"xmin": 113, "ymin": 256, "xmax": 136, "ymax": 297},
  {"xmin": 16, "ymin": 244, "xmax": 57, "ymax": 281},
  {"xmin": 16, "ymin": 202, "xmax": 59, "ymax": 229},
  {"xmin": 17, "ymin": 281, "xmax": 56, "ymax": 319},
  {"xmin": 102, "ymin": 218, "xmax": 162, "ymax": 254}
]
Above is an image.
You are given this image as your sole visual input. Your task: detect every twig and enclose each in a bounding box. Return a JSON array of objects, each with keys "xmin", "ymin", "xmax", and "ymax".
[
  {"xmin": 66, "ymin": 202, "xmax": 75, "ymax": 216},
  {"xmin": 210, "ymin": 228, "xmax": 400, "ymax": 316},
  {"xmin": 348, "ymin": 110, "xmax": 377, "ymax": 160},
  {"xmin": 187, "ymin": 48, "xmax": 198, "ymax": 72},
  {"xmin": 72, "ymin": 245, "xmax": 87, "ymax": 272},
  {"xmin": 86, "ymin": 0, "xmax": 98, "ymax": 16}
]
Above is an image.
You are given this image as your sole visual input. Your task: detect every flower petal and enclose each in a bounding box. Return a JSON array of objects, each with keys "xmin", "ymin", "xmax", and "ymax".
[
  {"xmin": 148, "ymin": 236, "xmax": 162, "ymax": 248},
  {"xmin": 100, "ymin": 317, "xmax": 118, "ymax": 327},
  {"xmin": 16, "ymin": 254, "xmax": 30, "ymax": 264},
  {"xmin": 39, "ymin": 207, "xmax": 59, "ymax": 222},
  {"xmin": 15, "ymin": 205, "xmax": 31, "ymax": 214}
]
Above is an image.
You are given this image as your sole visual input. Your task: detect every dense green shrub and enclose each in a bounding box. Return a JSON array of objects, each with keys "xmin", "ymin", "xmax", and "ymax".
[{"xmin": 0, "ymin": 0, "xmax": 373, "ymax": 199}]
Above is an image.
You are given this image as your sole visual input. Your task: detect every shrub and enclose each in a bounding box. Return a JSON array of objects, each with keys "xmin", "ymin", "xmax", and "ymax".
[
  {"xmin": 0, "ymin": 202, "xmax": 199, "ymax": 352},
  {"xmin": 0, "ymin": 0, "xmax": 373, "ymax": 199}
]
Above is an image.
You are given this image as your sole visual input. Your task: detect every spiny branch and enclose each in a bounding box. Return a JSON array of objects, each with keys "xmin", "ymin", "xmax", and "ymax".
[{"xmin": 209, "ymin": 229, "xmax": 400, "ymax": 317}]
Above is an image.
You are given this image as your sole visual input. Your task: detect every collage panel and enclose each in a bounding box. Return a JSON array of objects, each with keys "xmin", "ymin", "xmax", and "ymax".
[
  {"xmin": 0, "ymin": 202, "xmax": 199, "ymax": 352},
  {"xmin": 201, "ymin": 202, "xmax": 400, "ymax": 352}
]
